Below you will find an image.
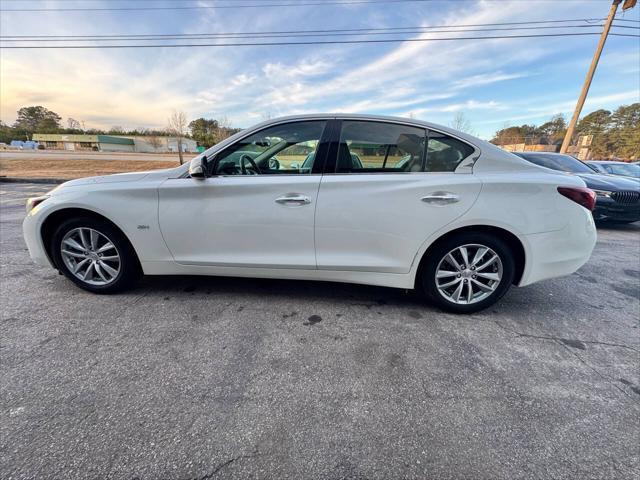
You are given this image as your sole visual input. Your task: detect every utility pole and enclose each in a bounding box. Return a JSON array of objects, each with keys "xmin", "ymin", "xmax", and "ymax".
[{"xmin": 560, "ymin": 0, "xmax": 622, "ymax": 154}]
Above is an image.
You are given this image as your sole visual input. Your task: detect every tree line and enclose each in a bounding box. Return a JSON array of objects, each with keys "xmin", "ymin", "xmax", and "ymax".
[
  {"xmin": 0, "ymin": 105, "xmax": 241, "ymax": 151},
  {"xmin": 490, "ymin": 103, "xmax": 639, "ymax": 160}
]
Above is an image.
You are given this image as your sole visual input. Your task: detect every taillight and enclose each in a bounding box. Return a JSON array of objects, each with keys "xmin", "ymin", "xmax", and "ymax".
[{"xmin": 557, "ymin": 186, "xmax": 596, "ymax": 211}]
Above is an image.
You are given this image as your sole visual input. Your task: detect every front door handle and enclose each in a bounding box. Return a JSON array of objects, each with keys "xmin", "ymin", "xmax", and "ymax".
[
  {"xmin": 421, "ymin": 192, "xmax": 460, "ymax": 205},
  {"xmin": 275, "ymin": 194, "xmax": 311, "ymax": 206}
]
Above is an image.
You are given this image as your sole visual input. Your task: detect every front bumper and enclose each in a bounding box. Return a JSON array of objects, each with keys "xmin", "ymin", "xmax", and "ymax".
[
  {"xmin": 593, "ymin": 197, "xmax": 640, "ymax": 223},
  {"xmin": 23, "ymin": 208, "xmax": 54, "ymax": 268}
]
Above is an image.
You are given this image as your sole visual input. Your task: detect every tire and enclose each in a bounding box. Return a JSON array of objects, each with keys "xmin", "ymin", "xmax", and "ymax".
[
  {"xmin": 420, "ymin": 232, "xmax": 515, "ymax": 314},
  {"xmin": 51, "ymin": 217, "xmax": 141, "ymax": 293}
]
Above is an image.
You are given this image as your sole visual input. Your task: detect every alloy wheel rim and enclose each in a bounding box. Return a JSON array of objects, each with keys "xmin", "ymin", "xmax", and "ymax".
[
  {"xmin": 435, "ymin": 244, "xmax": 503, "ymax": 305},
  {"xmin": 60, "ymin": 227, "xmax": 121, "ymax": 286}
]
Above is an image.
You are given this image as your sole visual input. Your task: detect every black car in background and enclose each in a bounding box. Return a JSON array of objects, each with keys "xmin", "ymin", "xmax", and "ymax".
[
  {"xmin": 513, "ymin": 152, "xmax": 640, "ymax": 224},
  {"xmin": 586, "ymin": 160, "xmax": 640, "ymax": 182}
]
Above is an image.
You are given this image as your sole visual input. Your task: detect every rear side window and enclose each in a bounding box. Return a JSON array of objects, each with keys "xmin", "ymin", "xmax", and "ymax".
[
  {"xmin": 336, "ymin": 121, "xmax": 426, "ymax": 173},
  {"xmin": 425, "ymin": 131, "xmax": 475, "ymax": 172}
]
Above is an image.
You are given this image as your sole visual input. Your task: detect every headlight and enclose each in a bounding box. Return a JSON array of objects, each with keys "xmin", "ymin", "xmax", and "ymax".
[
  {"xmin": 26, "ymin": 195, "xmax": 50, "ymax": 214},
  {"xmin": 592, "ymin": 190, "xmax": 612, "ymax": 198}
]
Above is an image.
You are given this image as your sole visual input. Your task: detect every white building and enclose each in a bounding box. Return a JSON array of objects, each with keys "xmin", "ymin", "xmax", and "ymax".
[{"xmin": 123, "ymin": 136, "xmax": 199, "ymax": 154}]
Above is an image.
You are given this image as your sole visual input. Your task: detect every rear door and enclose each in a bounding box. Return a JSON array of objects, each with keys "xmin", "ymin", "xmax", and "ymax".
[{"xmin": 315, "ymin": 120, "xmax": 482, "ymax": 273}]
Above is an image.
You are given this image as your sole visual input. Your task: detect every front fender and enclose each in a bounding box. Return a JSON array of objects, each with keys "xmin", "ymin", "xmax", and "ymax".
[{"xmin": 24, "ymin": 182, "xmax": 173, "ymax": 268}]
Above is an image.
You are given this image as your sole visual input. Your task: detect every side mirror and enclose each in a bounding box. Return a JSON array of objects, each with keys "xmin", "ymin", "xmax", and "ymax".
[{"xmin": 189, "ymin": 155, "xmax": 207, "ymax": 179}]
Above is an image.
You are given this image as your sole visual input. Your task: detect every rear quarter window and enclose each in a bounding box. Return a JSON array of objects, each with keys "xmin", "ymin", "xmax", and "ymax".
[{"xmin": 425, "ymin": 130, "xmax": 475, "ymax": 172}]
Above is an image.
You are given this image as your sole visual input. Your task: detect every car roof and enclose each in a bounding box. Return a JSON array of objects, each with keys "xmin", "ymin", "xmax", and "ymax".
[{"xmin": 247, "ymin": 113, "xmax": 480, "ymax": 145}]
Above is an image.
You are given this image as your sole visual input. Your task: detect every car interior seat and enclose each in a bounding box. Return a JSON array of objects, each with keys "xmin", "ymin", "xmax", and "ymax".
[{"xmin": 337, "ymin": 143, "xmax": 355, "ymax": 172}]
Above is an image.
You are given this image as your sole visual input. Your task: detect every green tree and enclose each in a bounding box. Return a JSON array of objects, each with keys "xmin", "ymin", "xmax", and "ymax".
[
  {"xmin": 576, "ymin": 109, "xmax": 611, "ymax": 135},
  {"xmin": 0, "ymin": 121, "xmax": 14, "ymax": 144},
  {"xmin": 490, "ymin": 104, "xmax": 639, "ymax": 159},
  {"xmin": 13, "ymin": 106, "xmax": 62, "ymax": 139},
  {"xmin": 189, "ymin": 118, "xmax": 219, "ymax": 147},
  {"xmin": 491, "ymin": 125, "xmax": 538, "ymax": 145},
  {"xmin": 576, "ymin": 109, "xmax": 612, "ymax": 158},
  {"xmin": 610, "ymin": 103, "xmax": 640, "ymax": 128},
  {"xmin": 576, "ymin": 109, "xmax": 611, "ymax": 158},
  {"xmin": 537, "ymin": 113, "xmax": 567, "ymax": 143},
  {"xmin": 608, "ymin": 103, "xmax": 640, "ymax": 159},
  {"xmin": 37, "ymin": 117, "xmax": 62, "ymax": 134}
]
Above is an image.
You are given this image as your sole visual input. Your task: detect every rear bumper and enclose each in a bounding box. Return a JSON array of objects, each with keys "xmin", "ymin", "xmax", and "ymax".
[
  {"xmin": 593, "ymin": 197, "xmax": 640, "ymax": 222},
  {"xmin": 519, "ymin": 207, "xmax": 596, "ymax": 286}
]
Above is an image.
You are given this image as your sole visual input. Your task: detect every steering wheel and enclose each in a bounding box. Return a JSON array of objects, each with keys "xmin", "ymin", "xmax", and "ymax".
[
  {"xmin": 240, "ymin": 154, "xmax": 260, "ymax": 175},
  {"xmin": 268, "ymin": 157, "xmax": 280, "ymax": 170}
]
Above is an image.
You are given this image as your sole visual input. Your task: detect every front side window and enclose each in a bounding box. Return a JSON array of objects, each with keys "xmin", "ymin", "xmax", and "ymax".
[
  {"xmin": 336, "ymin": 121, "xmax": 426, "ymax": 173},
  {"xmin": 211, "ymin": 121, "xmax": 326, "ymax": 175},
  {"xmin": 425, "ymin": 131, "xmax": 475, "ymax": 172}
]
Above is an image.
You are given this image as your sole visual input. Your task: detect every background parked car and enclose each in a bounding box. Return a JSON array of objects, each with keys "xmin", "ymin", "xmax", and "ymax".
[
  {"xmin": 513, "ymin": 152, "xmax": 640, "ymax": 224},
  {"xmin": 586, "ymin": 160, "xmax": 640, "ymax": 181}
]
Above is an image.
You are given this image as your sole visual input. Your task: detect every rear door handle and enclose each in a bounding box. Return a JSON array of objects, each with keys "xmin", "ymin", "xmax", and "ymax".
[
  {"xmin": 275, "ymin": 194, "xmax": 311, "ymax": 206},
  {"xmin": 421, "ymin": 192, "xmax": 460, "ymax": 205}
]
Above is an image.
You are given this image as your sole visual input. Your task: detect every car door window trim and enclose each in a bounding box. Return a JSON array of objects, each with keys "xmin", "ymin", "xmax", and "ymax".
[
  {"xmin": 205, "ymin": 119, "xmax": 332, "ymax": 178},
  {"xmin": 322, "ymin": 119, "xmax": 478, "ymax": 175}
]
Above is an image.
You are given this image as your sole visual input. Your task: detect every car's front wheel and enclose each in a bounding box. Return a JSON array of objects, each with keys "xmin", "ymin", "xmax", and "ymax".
[
  {"xmin": 421, "ymin": 232, "xmax": 515, "ymax": 313},
  {"xmin": 51, "ymin": 217, "xmax": 140, "ymax": 293}
]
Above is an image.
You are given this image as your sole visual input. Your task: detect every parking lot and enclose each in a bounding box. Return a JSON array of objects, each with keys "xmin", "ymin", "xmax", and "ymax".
[{"xmin": 1, "ymin": 182, "xmax": 639, "ymax": 479}]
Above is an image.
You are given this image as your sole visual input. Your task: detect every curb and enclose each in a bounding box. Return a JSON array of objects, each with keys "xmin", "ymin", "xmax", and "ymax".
[{"xmin": 0, "ymin": 177, "xmax": 67, "ymax": 185}]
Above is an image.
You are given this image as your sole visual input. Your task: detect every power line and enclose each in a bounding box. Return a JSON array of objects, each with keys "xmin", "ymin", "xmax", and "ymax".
[
  {"xmin": 0, "ymin": 18, "xmax": 624, "ymax": 39},
  {"xmin": 1, "ymin": 0, "xmax": 433, "ymax": 12},
  {"xmin": 8, "ymin": 25, "xmax": 633, "ymax": 42},
  {"xmin": 2, "ymin": 32, "xmax": 637, "ymax": 49}
]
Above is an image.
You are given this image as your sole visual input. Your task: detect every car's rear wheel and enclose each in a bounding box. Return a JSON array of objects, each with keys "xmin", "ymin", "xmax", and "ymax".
[
  {"xmin": 51, "ymin": 217, "xmax": 140, "ymax": 293},
  {"xmin": 421, "ymin": 232, "xmax": 515, "ymax": 313}
]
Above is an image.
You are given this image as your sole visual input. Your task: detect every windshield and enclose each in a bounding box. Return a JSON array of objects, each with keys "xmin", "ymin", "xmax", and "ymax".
[
  {"xmin": 517, "ymin": 153, "xmax": 594, "ymax": 174},
  {"xmin": 604, "ymin": 163, "xmax": 640, "ymax": 177}
]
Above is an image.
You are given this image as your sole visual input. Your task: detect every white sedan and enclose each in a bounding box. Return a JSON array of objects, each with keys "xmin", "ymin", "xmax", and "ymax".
[{"xmin": 23, "ymin": 114, "xmax": 597, "ymax": 313}]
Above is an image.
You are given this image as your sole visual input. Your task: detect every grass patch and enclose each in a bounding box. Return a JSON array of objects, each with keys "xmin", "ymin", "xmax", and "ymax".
[{"xmin": 0, "ymin": 158, "xmax": 181, "ymax": 180}]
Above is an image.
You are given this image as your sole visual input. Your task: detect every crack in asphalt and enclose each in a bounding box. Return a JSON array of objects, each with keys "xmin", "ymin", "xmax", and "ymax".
[
  {"xmin": 553, "ymin": 338, "xmax": 636, "ymax": 402},
  {"xmin": 191, "ymin": 450, "xmax": 263, "ymax": 480},
  {"xmin": 493, "ymin": 321, "xmax": 640, "ymax": 353},
  {"xmin": 494, "ymin": 321, "xmax": 640, "ymax": 403}
]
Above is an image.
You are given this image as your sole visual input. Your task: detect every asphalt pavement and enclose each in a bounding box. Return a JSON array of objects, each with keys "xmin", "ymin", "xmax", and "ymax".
[{"xmin": 1, "ymin": 182, "xmax": 639, "ymax": 480}]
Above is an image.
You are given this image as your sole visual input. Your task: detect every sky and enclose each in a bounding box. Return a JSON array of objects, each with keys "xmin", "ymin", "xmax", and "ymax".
[{"xmin": 1, "ymin": 0, "xmax": 639, "ymax": 140}]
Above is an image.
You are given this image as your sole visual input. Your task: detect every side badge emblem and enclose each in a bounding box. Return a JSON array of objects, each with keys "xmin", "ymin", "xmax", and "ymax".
[{"xmin": 137, "ymin": 225, "xmax": 150, "ymax": 230}]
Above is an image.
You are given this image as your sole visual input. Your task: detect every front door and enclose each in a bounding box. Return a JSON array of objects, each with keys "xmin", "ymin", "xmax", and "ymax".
[{"xmin": 159, "ymin": 120, "xmax": 329, "ymax": 269}]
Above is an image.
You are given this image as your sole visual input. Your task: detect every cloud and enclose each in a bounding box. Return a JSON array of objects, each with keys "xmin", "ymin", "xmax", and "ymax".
[
  {"xmin": 263, "ymin": 59, "xmax": 330, "ymax": 79},
  {"xmin": 231, "ymin": 74, "xmax": 256, "ymax": 86},
  {"xmin": 245, "ymin": 1, "xmax": 574, "ymax": 116},
  {"xmin": 336, "ymin": 93, "xmax": 455, "ymax": 114},
  {"xmin": 0, "ymin": 0, "xmax": 635, "ymax": 139},
  {"xmin": 452, "ymin": 71, "xmax": 531, "ymax": 90},
  {"xmin": 438, "ymin": 100, "xmax": 506, "ymax": 112},
  {"xmin": 477, "ymin": 90, "xmax": 640, "ymax": 126}
]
